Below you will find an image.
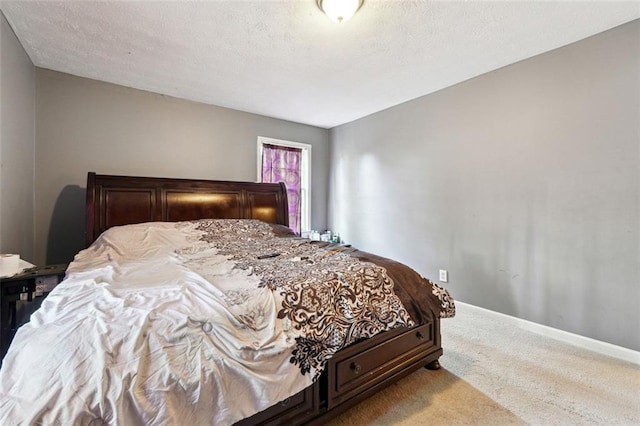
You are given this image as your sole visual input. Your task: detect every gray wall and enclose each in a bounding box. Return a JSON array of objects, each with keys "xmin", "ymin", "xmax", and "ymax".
[
  {"xmin": 0, "ymin": 12, "xmax": 35, "ymax": 261},
  {"xmin": 329, "ymin": 21, "xmax": 639, "ymax": 351},
  {"xmin": 35, "ymin": 69, "xmax": 329, "ymax": 265}
]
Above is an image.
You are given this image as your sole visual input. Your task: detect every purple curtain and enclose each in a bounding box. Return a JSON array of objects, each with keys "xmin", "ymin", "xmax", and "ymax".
[{"xmin": 262, "ymin": 144, "xmax": 302, "ymax": 234}]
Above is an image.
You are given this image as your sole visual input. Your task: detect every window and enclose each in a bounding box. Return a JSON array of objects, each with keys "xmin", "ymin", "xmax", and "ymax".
[{"xmin": 257, "ymin": 137, "xmax": 311, "ymax": 235}]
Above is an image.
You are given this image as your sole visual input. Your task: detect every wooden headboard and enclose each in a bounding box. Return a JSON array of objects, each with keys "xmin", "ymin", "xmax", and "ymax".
[{"xmin": 86, "ymin": 172, "xmax": 289, "ymax": 246}]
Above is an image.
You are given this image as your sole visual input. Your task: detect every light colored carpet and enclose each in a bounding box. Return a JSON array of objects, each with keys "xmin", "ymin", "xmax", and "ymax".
[{"xmin": 329, "ymin": 303, "xmax": 640, "ymax": 425}]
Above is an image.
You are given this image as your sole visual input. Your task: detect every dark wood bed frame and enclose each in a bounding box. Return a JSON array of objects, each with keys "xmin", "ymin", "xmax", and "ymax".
[{"xmin": 86, "ymin": 172, "xmax": 443, "ymax": 425}]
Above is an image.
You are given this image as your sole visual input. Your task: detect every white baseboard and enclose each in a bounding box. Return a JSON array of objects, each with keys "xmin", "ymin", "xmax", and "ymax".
[{"xmin": 457, "ymin": 301, "xmax": 640, "ymax": 366}]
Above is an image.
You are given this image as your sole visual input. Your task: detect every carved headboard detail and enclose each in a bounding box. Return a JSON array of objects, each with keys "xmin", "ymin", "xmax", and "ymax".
[{"xmin": 85, "ymin": 172, "xmax": 289, "ymax": 246}]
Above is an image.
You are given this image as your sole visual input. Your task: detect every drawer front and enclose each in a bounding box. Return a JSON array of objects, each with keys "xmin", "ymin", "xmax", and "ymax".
[{"xmin": 328, "ymin": 323, "xmax": 436, "ymax": 408}]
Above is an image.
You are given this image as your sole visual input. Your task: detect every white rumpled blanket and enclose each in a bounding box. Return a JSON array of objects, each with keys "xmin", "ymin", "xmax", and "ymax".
[{"xmin": 0, "ymin": 220, "xmax": 413, "ymax": 425}]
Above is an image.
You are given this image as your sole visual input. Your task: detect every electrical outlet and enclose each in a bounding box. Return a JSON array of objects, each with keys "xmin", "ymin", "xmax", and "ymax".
[
  {"xmin": 36, "ymin": 276, "xmax": 60, "ymax": 293},
  {"xmin": 35, "ymin": 281, "xmax": 45, "ymax": 296},
  {"xmin": 439, "ymin": 269, "xmax": 448, "ymax": 283}
]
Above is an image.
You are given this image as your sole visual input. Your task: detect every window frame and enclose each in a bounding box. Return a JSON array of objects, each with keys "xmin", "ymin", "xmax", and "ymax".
[{"xmin": 257, "ymin": 136, "xmax": 312, "ymax": 233}]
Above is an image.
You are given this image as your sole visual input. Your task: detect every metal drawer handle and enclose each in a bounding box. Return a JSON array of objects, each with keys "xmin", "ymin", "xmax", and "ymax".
[
  {"xmin": 416, "ymin": 331, "xmax": 425, "ymax": 340},
  {"xmin": 350, "ymin": 362, "xmax": 362, "ymax": 374},
  {"xmin": 280, "ymin": 397, "xmax": 290, "ymax": 407}
]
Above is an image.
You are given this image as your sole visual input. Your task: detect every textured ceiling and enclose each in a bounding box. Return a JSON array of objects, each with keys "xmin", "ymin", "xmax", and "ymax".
[{"xmin": 1, "ymin": 1, "xmax": 638, "ymax": 128}]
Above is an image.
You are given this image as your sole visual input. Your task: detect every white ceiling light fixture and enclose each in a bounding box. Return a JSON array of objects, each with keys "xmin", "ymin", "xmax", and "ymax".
[{"xmin": 317, "ymin": 0, "xmax": 364, "ymax": 23}]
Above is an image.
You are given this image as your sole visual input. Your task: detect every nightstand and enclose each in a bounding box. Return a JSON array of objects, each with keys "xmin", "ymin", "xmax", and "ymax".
[{"xmin": 1, "ymin": 264, "xmax": 67, "ymax": 360}]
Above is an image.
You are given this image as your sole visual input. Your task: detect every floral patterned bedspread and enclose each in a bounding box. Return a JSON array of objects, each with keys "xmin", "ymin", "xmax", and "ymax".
[{"xmin": 0, "ymin": 219, "xmax": 454, "ymax": 426}]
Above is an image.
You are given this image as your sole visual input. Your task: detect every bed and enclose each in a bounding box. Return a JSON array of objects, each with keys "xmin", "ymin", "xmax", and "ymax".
[{"xmin": 0, "ymin": 172, "xmax": 455, "ymax": 425}]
